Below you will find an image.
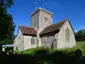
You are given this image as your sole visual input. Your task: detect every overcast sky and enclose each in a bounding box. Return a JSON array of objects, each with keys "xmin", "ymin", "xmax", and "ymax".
[{"xmin": 7, "ymin": 0, "xmax": 85, "ymax": 35}]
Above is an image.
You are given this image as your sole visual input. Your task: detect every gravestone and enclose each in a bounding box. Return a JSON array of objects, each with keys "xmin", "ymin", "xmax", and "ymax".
[{"xmin": 75, "ymin": 49, "xmax": 82, "ymax": 64}]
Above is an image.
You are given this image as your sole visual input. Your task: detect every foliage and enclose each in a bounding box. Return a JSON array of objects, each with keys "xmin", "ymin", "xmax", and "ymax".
[
  {"xmin": 4, "ymin": 47, "xmax": 76, "ymax": 64},
  {"xmin": 0, "ymin": 0, "xmax": 13, "ymax": 14},
  {"xmin": 17, "ymin": 47, "xmax": 50, "ymax": 55},
  {"xmin": 1, "ymin": 41, "xmax": 85, "ymax": 64},
  {"xmin": 0, "ymin": 0, "xmax": 15, "ymax": 44},
  {"xmin": 74, "ymin": 41, "xmax": 85, "ymax": 56},
  {"xmin": 15, "ymin": 41, "xmax": 85, "ymax": 56},
  {"xmin": 0, "ymin": 14, "xmax": 15, "ymax": 44},
  {"xmin": 15, "ymin": 47, "xmax": 75, "ymax": 57},
  {"xmin": 75, "ymin": 29, "xmax": 85, "ymax": 41},
  {"xmin": 59, "ymin": 41, "xmax": 85, "ymax": 56}
]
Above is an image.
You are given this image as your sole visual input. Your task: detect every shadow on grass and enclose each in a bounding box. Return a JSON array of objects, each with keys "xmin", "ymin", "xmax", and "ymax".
[{"xmin": 0, "ymin": 49, "xmax": 85, "ymax": 64}]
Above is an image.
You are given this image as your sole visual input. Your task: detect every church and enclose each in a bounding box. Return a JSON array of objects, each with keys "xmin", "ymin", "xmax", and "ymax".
[{"xmin": 13, "ymin": 8, "xmax": 76, "ymax": 51}]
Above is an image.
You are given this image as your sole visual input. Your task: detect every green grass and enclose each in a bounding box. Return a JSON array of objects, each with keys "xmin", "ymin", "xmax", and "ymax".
[
  {"xmin": 74, "ymin": 41, "xmax": 85, "ymax": 56},
  {"xmin": 59, "ymin": 41, "xmax": 85, "ymax": 56},
  {"xmin": 75, "ymin": 41, "xmax": 85, "ymax": 49}
]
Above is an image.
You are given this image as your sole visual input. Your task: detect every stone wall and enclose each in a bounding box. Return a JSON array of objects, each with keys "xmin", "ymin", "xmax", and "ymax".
[
  {"xmin": 13, "ymin": 28, "xmax": 24, "ymax": 51},
  {"xmin": 57, "ymin": 20, "xmax": 76, "ymax": 49},
  {"xmin": 40, "ymin": 31, "xmax": 57, "ymax": 49},
  {"xmin": 24, "ymin": 35, "xmax": 37, "ymax": 50},
  {"xmin": 39, "ymin": 10, "xmax": 52, "ymax": 31},
  {"xmin": 31, "ymin": 11, "xmax": 39, "ymax": 30},
  {"xmin": 13, "ymin": 28, "xmax": 37, "ymax": 51}
]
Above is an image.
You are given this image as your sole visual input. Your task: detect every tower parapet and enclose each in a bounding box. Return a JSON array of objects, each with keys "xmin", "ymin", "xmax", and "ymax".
[{"xmin": 31, "ymin": 7, "xmax": 53, "ymax": 17}]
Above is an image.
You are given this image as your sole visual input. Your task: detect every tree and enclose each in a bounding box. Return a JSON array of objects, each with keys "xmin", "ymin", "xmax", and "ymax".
[
  {"xmin": 0, "ymin": 0, "xmax": 15, "ymax": 44},
  {"xmin": 0, "ymin": 0, "xmax": 13, "ymax": 14},
  {"xmin": 75, "ymin": 29, "xmax": 85, "ymax": 41}
]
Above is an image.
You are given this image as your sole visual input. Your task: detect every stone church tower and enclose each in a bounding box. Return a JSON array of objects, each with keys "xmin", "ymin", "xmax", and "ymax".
[{"xmin": 31, "ymin": 7, "xmax": 53, "ymax": 32}]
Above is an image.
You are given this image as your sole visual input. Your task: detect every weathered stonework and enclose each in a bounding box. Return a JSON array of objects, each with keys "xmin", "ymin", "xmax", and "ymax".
[
  {"xmin": 31, "ymin": 8, "xmax": 52, "ymax": 31},
  {"xmin": 14, "ymin": 28, "xmax": 24, "ymax": 51},
  {"xmin": 57, "ymin": 20, "xmax": 76, "ymax": 49},
  {"xmin": 40, "ymin": 20, "xmax": 76, "ymax": 49},
  {"xmin": 40, "ymin": 31, "xmax": 57, "ymax": 49},
  {"xmin": 14, "ymin": 28, "xmax": 37, "ymax": 51},
  {"xmin": 24, "ymin": 35, "xmax": 37, "ymax": 50}
]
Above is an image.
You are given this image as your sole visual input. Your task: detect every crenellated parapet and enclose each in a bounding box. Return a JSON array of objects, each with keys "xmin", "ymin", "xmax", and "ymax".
[{"xmin": 31, "ymin": 7, "xmax": 53, "ymax": 17}]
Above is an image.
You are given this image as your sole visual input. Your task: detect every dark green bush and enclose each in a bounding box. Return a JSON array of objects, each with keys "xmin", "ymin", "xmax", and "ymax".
[{"xmin": 15, "ymin": 47, "xmax": 75, "ymax": 57}]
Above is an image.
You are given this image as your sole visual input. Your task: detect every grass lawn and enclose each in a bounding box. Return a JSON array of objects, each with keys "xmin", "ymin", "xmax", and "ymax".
[
  {"xmin": 74, "ymin": 41, "xmax": 85, "ymax": 56},
  {"xmin": 75, "ymin": 41, "xmax": 85, "ymax": 49},
  {"xmin": 61, "ymin": 41, "xmax": 85, "ymax": 56}
]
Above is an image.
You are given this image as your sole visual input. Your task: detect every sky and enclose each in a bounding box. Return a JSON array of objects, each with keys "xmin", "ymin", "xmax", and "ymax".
[{"xmin": 7, "ymin": 0, "xmax": 85, "ymax": 35}]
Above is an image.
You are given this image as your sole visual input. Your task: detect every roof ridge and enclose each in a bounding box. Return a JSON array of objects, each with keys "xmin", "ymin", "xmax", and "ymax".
[
  {"xmin": 40, "ymin": 19, "xmax": 67, "ymax": 35},
  {"xmin": 56, "ymin": 19, "xmax": 66, "ymax": 24},
  {"xmin": 19, "ymin": 25, "xmax": 35, "ymax": 29},
  {"xmin": 43, "ymin": 19, "xmax": 66, "ymax": 29},
  {"xmin": 19, "ymin": 25, "xmax": 37, "ymax": 36}
]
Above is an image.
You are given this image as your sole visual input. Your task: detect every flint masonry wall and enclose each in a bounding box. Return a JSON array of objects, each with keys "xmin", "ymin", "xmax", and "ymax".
[
  {"xmin": 24, "ymin": 35, "xmax": 37, "ymax": 50},
  {"xmin": 40, "ymin": 31, "xmax": 57, "ymax": 48},
  {"xmin": 14, "ymin": 28, "xmax": 24, "ymax": 51},
  {"xmin": 39, "ymin": 10, "xmax": 52, "ymax": 31},
  {"xmin": 57, "ymin": 20, "xmax": 76, "ymax": 49},
  {"xmin": 14, "ymin": 29, "xmax": 37, "ymax": 51}
]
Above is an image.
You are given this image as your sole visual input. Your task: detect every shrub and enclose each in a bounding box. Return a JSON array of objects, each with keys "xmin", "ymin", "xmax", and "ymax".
[{"xmin": 15, "ymin": 47, "xmax": 76, "ymax": 57}]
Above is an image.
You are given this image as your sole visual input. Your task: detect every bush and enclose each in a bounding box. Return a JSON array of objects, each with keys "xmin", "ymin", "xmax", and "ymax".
[
  {"xmin": 15, "ymin": 47, "xmax": 76, "ymax": 57},
  {"xmin": 75, "ymin": 29, "xmax": 85, "ymax": 41}
]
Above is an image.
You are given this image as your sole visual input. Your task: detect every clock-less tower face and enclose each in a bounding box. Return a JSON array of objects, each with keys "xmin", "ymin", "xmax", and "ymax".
[{"xmin": 31, "ymin": 8, "xmax": 52, "ymax": 31}]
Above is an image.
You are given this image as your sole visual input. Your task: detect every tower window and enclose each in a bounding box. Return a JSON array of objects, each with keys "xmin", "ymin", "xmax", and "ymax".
[{"xmin": 45, "ymin": 17, "xmax": 48, "ymax": 21}]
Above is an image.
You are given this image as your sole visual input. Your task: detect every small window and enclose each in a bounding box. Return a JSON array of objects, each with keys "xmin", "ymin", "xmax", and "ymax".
[{"xmin": 31, "ymin": 37, "xmax": 35, "ymax": 44}]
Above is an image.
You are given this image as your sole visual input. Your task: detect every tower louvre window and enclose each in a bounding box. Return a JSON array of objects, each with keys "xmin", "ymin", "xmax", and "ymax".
[{"xmin": 45, "ymin": 17, "xmax": 48, "ymax": 21}]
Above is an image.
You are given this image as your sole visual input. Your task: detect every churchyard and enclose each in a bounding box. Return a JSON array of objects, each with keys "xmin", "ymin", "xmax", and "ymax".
[
  {"xmin": 14, "ymin": 41, "xmax": 85, "ymax": 56},
  {"xmin": 73, "ymin": 41, "xmax": 85, "ymax": 56},
  {"xmin": 0, "ymin": 41, "xmax": 85, "ymax": 64}
]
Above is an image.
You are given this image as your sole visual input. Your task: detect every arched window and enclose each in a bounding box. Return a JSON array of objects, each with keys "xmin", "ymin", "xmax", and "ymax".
[
  {"xmin": 65, "ymin": 28, "xmax": 70, "ymax": 42},
  {"xmin": 31, "ymin": 37, "xmax": 35, "ymax": 44}
]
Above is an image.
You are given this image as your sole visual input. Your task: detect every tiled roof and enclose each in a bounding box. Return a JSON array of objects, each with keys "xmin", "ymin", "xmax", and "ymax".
[
  {"xmin": 19, "ymin": 25, "xmax": 37, "ymax": 36},
  {"xmin": 40, "ymin": 19, "xmax": 66, "ymax": 35}
]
